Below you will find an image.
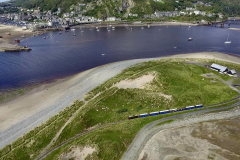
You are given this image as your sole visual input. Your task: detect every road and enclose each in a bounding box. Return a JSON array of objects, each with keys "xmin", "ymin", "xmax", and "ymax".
[{"xmin": 121, "ymin": 99, "xmax": 240, "ymax": 160}]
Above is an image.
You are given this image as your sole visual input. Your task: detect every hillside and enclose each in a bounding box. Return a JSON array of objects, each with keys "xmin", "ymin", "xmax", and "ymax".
[{"xmin": 10, "ymin": 0, "xmax": 240, "ymax": 18}]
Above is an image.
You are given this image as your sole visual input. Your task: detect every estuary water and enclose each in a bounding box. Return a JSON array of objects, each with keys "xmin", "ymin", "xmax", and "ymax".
[{"xmin": 0, "ymin": 24, "xmax": 240, "ymax": 90}]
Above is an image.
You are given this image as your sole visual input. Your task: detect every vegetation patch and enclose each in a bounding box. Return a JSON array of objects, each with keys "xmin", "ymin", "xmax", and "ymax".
[
  {"xmin": 53, "ymin": 60, "xmax": 239, "ymax": 148},
  {"xmin": 0, "ymin": 101, "xmax": 84, "ymax": 160}
]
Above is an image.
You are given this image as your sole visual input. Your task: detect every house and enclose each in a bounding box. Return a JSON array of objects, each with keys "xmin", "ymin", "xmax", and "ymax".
[
  {"xmin": 228, "ymin": 69, "xmax": 236, "ymax": 75},
  {"xmin": 210, "ymin": 63, "xmax": 228, "ymax": 73},
  {"xmin": 218, "ymin": 13, "xmax": 223, "ymax": 19},
  {"xmin": 106, "ymin": 17, "xmax": 116, "ymax": 21},
  {"xmin": 194, "ymin": 10, "xmax": 206, "ymax": 16},
  {"xmin": 186, "ymin": 7, "xmax": 194, "ymax": 11}
]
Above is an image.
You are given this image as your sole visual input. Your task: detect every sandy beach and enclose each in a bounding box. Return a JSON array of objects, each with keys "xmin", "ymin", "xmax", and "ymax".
[
  {"xmin": 0, "ymin": 25, "xmax": 46, "ymax": 52},
  {"xmin": 0, "ymin": 52, "xmax": 240, "ymax": 149}
]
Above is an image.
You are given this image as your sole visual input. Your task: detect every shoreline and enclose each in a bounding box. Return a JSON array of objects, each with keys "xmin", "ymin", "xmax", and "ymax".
[
  {"xmin": 0, "ymin": 52, "xmax": 240, "ymax": 149},
  {"xmin": 72, "ymin": 21, "xmax": 198, "ymax": 28},
  {"xmin": 0, "ymin": 24, "xmax": 51, "ymax": 52}
]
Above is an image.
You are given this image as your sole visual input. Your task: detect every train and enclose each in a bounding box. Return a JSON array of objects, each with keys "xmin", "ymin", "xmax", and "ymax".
[{"xmin": 128, "ymin": 104, "xmax": 203, "ymax": 120}]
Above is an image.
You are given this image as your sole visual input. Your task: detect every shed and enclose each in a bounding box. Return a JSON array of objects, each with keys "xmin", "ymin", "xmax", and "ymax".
[
  {"xmin": 210, "ymin": 63, "xmax": 228, "ymax": 72},
  {"xmin": 228, "ymin": 69, "xmax": 236, "ymax": 75}
]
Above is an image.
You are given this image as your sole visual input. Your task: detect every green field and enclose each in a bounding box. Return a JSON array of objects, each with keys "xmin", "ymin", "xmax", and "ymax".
[{"xmin": 0, "ymin": 59, "xmax": 239, "ymax": 160}]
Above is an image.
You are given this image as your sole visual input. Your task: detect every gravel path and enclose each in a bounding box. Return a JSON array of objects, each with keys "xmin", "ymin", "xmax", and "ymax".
[{"xmin": 122, "ymin": 102, "xmax": 240, "ymax": 160}]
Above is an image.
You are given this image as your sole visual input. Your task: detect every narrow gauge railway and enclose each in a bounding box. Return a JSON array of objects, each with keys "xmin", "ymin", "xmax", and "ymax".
[{"xmin": 128, "ymin": 104, "xmax": 203, "ymax": 120}]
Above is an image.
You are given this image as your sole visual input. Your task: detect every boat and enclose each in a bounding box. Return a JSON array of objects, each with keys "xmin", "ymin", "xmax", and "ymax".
[
  {"xmin": 112, "ymin": 28, "xmax": 115, "ymax": 30},
  {"xmin": 112, "ymin": 26, "xmax": 115, "ymax": 29},
  {"xmin": 71, "ymin": 28, "xmax": 75, "ymax": 31},
  {"xmin": 141, "ymin": 27, "xmax": 144, "ymax": 29},
  {"xmin": 51, "ymin": 35, "xmax": 53, "ymax": 37},
  {"xmin": 148, "ymin": 25, "xmax": 150, "ymax": 28},
  {"xmin": 47, "ymin": 36, "xmax": 50, "ymax": 38},
  {"xmin": 73, "ymin": 34, "xmax": 76, "ymax": 36},
  {"xmin": 81, "ymin": 31, "xmax": 84, "ymax": 33},
  {"xmin": 96, "ymin": 29, "xmax": 100, "ymax": 32},
  {"xmin": 188, "ymin": 37, "xmax": 193, "ymax": 41},
  {"xmin": 59, "ymin": 32, "xmax": 62, "ymax": 34},
  {"xmin": 107, "ymin": 29, "xmax": 110, "ymax": 32},
  {"xmin": 43, "ymin": 37, "xmax": 46, "ymax": 39},
  {"xmin": 15, "ymin": 39, "xmax": 20, "ymax": 43},
  {"xmin": 224, "ymin": 34, "xmax": 231, "ymax": 44},
  {"xmin": 21, "ymin": 35, "xmax": 25, "ymax": 38}
]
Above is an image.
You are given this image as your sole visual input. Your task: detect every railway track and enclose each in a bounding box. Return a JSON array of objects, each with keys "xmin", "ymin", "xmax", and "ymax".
[{"xmin": 35, "ymin": 97, "xmax": 240, "ymax": 160}]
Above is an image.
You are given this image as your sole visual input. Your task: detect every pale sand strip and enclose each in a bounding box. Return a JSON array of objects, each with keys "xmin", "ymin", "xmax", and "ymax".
[{"xmin": 0, "ymin": 52, "xmax": 240, "ymax": 149}]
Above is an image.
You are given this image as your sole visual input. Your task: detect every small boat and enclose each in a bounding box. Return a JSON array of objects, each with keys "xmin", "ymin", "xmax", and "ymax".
[
  {"xmin": 21, "ymin": 35, "xmax": 25, "ymax": 38},
  {"xmin": 43, "ymin": 37, "xmax": 46, "ymax": 39},
  {"xmin": 224, "ymin": 34, "xmax": 231, "ymax": 44},
  {"xmin": 188, "ymin": 37, "xmax": 193, "ymax": 41},
  {"xmin": 47, "ymin": 36, "xmax": 50, "ymax": 38},
  {"xmin": 148, "ymin": 25, "xmax": 150, "ymax": 28},
  {"xmin": 141, "ymin": 27, "xmax": 144, "ymax": 29},
  {"xmin": 15, "ymin": 39, "xmax": 20, "ymax": 43},
  {"xmin": 73, "ymin": 34, "xmax": 76, "ymax": 36},
  {"xmin": 51, "ymin": 35, "xmax": 53, "ymax": 37},
  {"xmin": 81, "ymin": 31, "xmax": 84, "ymax": 33},
  {"xmin": 33, "ymin": 34, "xmax": 35, "ymax": 36},
  {"xmin": 112, "ymin": 26, "xmax": 115, "ymax": 29},
  {"xmin": 71, "ymin": 28, "xmax": 75, "ymax": 31},
  {"xmin": 59, "ymin": 32, "xmax": 62, "ymax": 34},
  {"xmin": 96, "ymin": 29, "xmax": 100, "ymax": 32},
  {"xmin": 107, "ymin": 29, "xmax": 110, "ymax": 32},
  {"xmin": 112, "ymin": 28, "xmax": 115, "ymax": 30}
]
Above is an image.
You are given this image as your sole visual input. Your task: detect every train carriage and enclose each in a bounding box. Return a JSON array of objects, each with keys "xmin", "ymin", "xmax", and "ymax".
[
  {"xmin": 149, "ymin": 112, "xmax": 160, "ymax": 116},
  {"xmin": 160, "ymin": 110, "xmax": 169, "ymax": 114},
  {"xmin": 139, "ymin": 113, "xmax": 149, "ymax": 118},
  {"xmin": 186, "ymin": 106, "xmax": 195, "ymax": 110},
  {"xmin": 195, "ymin": 104, "xmax": 203, "ymax": 108}
]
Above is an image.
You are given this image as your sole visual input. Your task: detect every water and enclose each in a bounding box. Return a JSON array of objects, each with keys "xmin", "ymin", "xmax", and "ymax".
[{"xmin": 0, "ymin": 24, "xmax": 240, "ymax": 90}]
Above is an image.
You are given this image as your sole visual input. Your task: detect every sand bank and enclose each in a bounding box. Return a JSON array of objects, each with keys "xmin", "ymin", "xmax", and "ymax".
[
  {"xmin": 0, "ymin": 52, "xmax": 240, "ymax": 149},
  {"xmin": 0, "ymin": 25, "xmax": 46, "ymax": 52},
  {"xmin": 138, "ymin": 107, "xmax": 240, "ymax": 160}
]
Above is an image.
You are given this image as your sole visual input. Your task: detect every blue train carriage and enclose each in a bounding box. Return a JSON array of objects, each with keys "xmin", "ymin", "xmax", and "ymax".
[
  {"xmin": 186, "ymin": 106, "xmax": 195, "ymax": 110},
  {"xmin": 139, "ymin": 113, "xmax": 149, "ymax": 118},
  {"xmin": 195, "ymin": 104, "xmax": 203, "ymax": 108},
  {"xmin": 160, "ymin": 110, "xmax": 169, "ymax": 114},
  {"xmin": 128, "ymin": 115, "xmax": 139, "ymax": 120},
  {"xmin": 149, "ymin": 111, "xmax": 160, "ymax": 116},
  {"xmin": 169, "ymin": 108, "xmax": 177, "ymax": 113}
]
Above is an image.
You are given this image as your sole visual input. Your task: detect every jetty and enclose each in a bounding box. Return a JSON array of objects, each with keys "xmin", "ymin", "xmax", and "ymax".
[{"xmin": 4, "ymin": 47, "xmax": 32, "ymax": 52}]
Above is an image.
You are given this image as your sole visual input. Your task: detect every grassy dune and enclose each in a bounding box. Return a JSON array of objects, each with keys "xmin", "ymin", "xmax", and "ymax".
[
  {"xmin": 0, "ymin": 59, "xmax": 239, "ymax": 160},
  {"xmin": 54, "ymin": 60, "xmax": 238, "ymax": 148}
]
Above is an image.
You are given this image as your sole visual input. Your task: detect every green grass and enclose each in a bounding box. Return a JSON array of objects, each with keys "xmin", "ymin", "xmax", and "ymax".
[
  {"xmin": 208, "ymin": 100, "xmax": 239, "ymax": 109},
  {"xmin": 0, "ymin": 101, "xmax": 84, "ymax": 160},
  {"xmin": 53, "ymin": 60, "xmax": 239, "ymax": 147},
  {"xmin": 156, "ymin": 119, "xmax": 174, "ymax": 126},
  {"xmin": 1, "ymin": 59, "xmax": 240, "ymax": 160},
  {"xmin": 43, "ymin": 109, "xmax": 205, "ymax": 160}
]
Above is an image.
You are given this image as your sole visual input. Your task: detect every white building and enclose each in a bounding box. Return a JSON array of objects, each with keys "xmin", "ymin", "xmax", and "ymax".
[{"xmin": 106, "ymin": 17, "xmax": 116, "ymax": 21}]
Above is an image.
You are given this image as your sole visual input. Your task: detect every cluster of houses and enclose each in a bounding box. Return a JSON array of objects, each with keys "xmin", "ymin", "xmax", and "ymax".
[{"xmin": 0, "ymin": 0, "xmax": 225, "ymax": 29}]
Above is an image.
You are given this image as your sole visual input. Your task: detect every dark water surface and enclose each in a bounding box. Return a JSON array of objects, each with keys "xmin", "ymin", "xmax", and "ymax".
[{"xmin": 1, "ymin": 24, "xmax": 240, "ymax": 90}]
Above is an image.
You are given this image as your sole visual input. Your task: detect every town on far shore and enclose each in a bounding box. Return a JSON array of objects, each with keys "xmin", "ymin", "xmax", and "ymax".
[{"xmin": 0, "ymin": 0, "xmax": 233, "ymax": 31}]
